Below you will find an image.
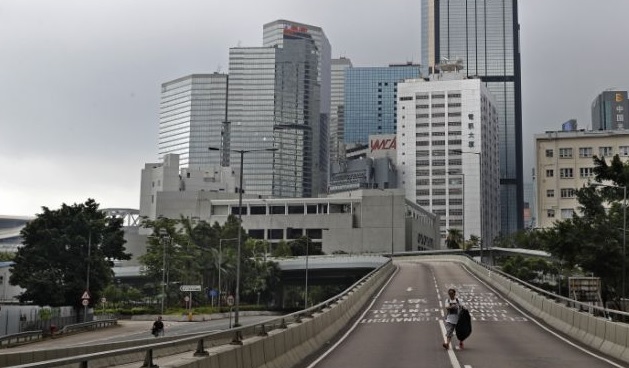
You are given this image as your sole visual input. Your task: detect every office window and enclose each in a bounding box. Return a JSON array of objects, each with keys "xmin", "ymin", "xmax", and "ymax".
[
  {"xmin": 620, "ymin": 146, "xmax": 629, "ymax": 156},
  {"xmin": 579, "ymin": 147, "xmax": 593, "ymax": 158},
  {"xmin": 561, "ymin": 208, "xmax": 575, "ymax": 219},
  {"xmin": 599, "ymin": 146, "xmax": 613, "ymax": 157},
  {"xmin": 580, "ymin": 167, "xmax": 594, "ymax": 178},
  {"xmin": 545, "ymin": 149, "xmax": 553, "ymax": 158},
  {"xmin": 559, "ymin": 168, "xmax": 573, "ymax": 178},
  {"xmin": 546, "ymin": 190, "xmax": 554, "ymax": 198},
  {"xmin": 559, "ymin": 148, "xmax": 573, "ymax": 158},
  {"xmin": 547, "ymin": 209, "xmax": 555, "ymax": 218},
  {"xmin": 560, "ymin": 188, "xmax": 575, "ymax": 198},
  {"xmin": 546, "ymin": 169, "xmax": 554, "ymax": 177}
]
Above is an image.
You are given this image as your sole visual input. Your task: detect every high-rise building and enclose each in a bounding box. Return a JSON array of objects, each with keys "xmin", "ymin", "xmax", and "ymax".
[
  {"xmin": 330, "ymin": 57, "xmax": 353, "ymax": 167},
  {"xmin": 158, "ymin": 74, "xmax": 228, "ymax": 168},
  {"xmin": 421, "ymin": 0, "xmax": 524, "ymax": 235},
  {"xmin": 228, "ymin": 23, "xmax": 322, "ymax": 198},
  {"xmin": 397, "ymin": 74, "xmax": 501, "ymax": 248},
  {"xmin": 344, "ymin": 64, "xmax": 421, "ymax": 147},
  {"xmin": 263, "ymin": 20, "xmax": 331, "ymax": 192},
  {"xmin": 591, "ymin": 90, "xmax": 629, "ymax": 131}
]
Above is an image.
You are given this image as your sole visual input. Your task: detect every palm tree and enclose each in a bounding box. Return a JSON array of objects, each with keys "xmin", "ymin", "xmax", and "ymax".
[{"xmin": 446, "ymin": 228, "xmax": 464, "ymax": 249}]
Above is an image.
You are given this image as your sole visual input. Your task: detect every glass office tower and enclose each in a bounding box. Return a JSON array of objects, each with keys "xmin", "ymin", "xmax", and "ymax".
[
  {"xmin": 421, "ymin": 0, "xmax": 524, "ymax": 234},
  {"xmin": 159, "ymin": 74, "xmax": 228, "ymax": 168},
  {"xmin": 228, "ymin": 29, "xmax": 321, "ymax": 198},
  {"xmin": 264, "ymin": 20, "xmax": 331, "ymax": 192},
  {"xmin": 330, "ymin": 57, "xmax": 353, "ymax": 166},
  {"xmin": 344, "ymin": 64, "xmax": 421, "ymax": 146}
]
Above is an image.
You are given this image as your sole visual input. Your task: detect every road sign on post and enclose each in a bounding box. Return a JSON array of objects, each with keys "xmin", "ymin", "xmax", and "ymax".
[
  {"xmin": 180, "ymin": 285, "xmax": 202, "ymax": 292},
  {"xmin": 226, "ymin": 295, "xmax": 234, "ymax": 306}
]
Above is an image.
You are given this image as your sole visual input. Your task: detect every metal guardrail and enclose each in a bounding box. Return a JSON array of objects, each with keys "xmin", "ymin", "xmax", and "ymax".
[
  {"xmin": 0, "ymin": 330, "xmax": 43, "ymax": 348},
  {"xmin": 59, "ymin": 318, "xmax": 118, "ymax": 335},
  {"xmin": 5, "ymin": 259, "xmax": 393, "ymax": 368}
]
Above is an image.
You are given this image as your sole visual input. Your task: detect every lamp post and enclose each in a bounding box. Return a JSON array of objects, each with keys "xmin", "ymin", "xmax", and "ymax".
[
  {"xmin": 377, "ymin": 189, "xmax": 395, "ymax": 255},
  {"xmin": 84, "ymin": 228, "xmax": 92, "ymax": 322},
  {"xmin": 218, "ymin": 238, "xmax": 238, "ymax": 312},
  {"xmin": 158, "ymin": 228, "xmax": 169, "ymax": 315},
  {"xmin": 209, "ymin": 146, "xmax": 278, "ymax": 332},
  {"xmin": 593, "ymin": 183, "xmax": 627, "ymax": 299},
  {"xmin": 447, "ymin": 171, "xmax": 466, "ymax": 251},
  {"xmin": 452, "ymin": 149, "xmax": 483, "ymax": 260}
]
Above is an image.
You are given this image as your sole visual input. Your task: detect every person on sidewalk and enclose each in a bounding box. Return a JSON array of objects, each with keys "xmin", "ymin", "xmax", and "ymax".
[{"xmin": 442, "ymin": 288, "xmax": 464, "ymax": 350}]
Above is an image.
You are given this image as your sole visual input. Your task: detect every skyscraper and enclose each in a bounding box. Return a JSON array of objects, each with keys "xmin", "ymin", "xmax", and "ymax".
[
  {"xmin": 421, "ymin": 0, "xmax": 524, "ymax": 234},
  {"xmin": 228, "ymin": 22, "xmax": 323, "ymax": 198},
  {"xmin": 330, "ymin": 57, "xmax": 353, "ymax": 166},
  {"xmin": 159, "ymin": 74, "xmax": 228, "ymax": 168},
  {"xmin": 344, "ymin": 64, "xmax": 421, "ymax": 146},
  {"xmin": 263, "ymin": 20, "xmax": 331, "ymax": 192},
  {"xmin": 591, "ymin": 90, "xmax": 629, "ymax": 130}
]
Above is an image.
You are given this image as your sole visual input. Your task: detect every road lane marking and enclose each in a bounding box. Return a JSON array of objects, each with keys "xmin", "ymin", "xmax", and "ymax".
[
  {"xmin": 432, "ymin": 269, "xmax": 463, "ymax": 368},
  {"xmin": 407, "ymin": 287, "xmax": 413, "ymax": 292},
  {"xmin": 305, "ymin": 264, "xmax": 400, "ymax": 368},
  {"xmin": 464, "ymin": 265, "xmax": 625, "ymax": 368}
]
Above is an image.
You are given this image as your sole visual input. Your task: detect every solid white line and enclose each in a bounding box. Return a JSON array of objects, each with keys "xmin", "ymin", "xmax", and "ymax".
[
  {"xmin": 305, "ymin": 264, "xmax": 400, "ymax": 368},
  {"xmin": 432, "ymin": 269, "xmax": 462, "ymax": 368},
  {"xmin": 464, "ymin": 265, "xmax": 625, "ymax": 368}
]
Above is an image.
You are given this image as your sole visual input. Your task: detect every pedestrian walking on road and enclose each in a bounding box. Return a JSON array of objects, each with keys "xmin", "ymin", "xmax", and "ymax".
[{"xmin": 442, "ymin": 288, "xmax": 464, "ymax": 350}]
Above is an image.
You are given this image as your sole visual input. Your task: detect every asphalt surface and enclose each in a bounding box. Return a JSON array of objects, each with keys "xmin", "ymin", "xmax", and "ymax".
[{"xmin": 304, "ymin": 260, "xmax": 626, "ymax": 368}]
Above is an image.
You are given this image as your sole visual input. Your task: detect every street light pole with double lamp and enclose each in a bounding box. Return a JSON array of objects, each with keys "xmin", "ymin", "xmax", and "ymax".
[{"xmin": 209, "ymin": 146, "xmax": 278, "ymax": 336}]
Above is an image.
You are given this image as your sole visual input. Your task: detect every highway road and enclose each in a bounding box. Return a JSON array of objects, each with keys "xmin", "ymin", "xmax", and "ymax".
[{"xmin": 303, "ymin": 260, "xmax": 626, "ymax": 368}]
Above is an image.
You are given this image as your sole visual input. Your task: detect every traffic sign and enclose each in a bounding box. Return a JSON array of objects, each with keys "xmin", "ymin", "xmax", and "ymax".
[
  {"xmin": 180, "ymin": 285, "xmax": 202, "ymax": 292},
  {"xmin": 81, "ymin": 291, "xmax": 90, "ymax": 300},
  {"xmin": 226, "ymin": 295, "xmax": 234, "ymax": 306},
  {"xmin": 184, "ymin": 296, "xmax": 190, "ymax": 302},
  {"xmin": 82, "ymin": 299, "xmax": 89, "ymax": 306},
  {"xmin": 101, "ymin": 297, "xmax": 106, "ymax": 304}
]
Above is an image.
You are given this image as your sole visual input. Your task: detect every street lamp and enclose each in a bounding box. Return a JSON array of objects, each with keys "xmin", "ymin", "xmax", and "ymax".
[
  {"xmin": 377, "ymin": 189, "xmax": 395, "ymax": 255},
  {"xmin": 158, "ymin": 228, "xmax": 169, "ymax": 315},
  {"xmin": 593, "ymin": 183, "xmax": 627, "ymax": 299},
  {"xmin": 447, "ymin": 171, "xmax": 466, "ymax": 251},
  {"xmin": 218, "ymin": 238, "xmax": 238, "ymax": 312},
  {"xmin": 209, "ymin": 146, "xmax": 278, "ymax": 333},
  {"xmin": 84, "ymin": 227, "xmax": 92, "ymax": 322},
  {"xmin": 287, "ymin": 227, "xmax": 310, "ymax": 308},
  {"xmin": 452, "ymin": 149, "xmax": 483, "ymax": 260}
]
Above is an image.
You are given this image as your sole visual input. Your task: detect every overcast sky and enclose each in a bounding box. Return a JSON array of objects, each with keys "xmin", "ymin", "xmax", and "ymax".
[{"xmin": 2, "ymin": 0, "xmax": 629, "ymax": 217}]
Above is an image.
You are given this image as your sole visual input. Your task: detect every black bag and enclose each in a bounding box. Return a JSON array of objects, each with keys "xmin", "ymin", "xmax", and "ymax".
[{"xmin": 455, "ymin": 308, "xmax": 472, "ymax": 341}]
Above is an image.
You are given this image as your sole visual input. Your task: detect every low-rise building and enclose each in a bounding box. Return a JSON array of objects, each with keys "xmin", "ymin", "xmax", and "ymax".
[{"xmin": 535, "ymin": 129, "xmax": 629, "ymax": 228}]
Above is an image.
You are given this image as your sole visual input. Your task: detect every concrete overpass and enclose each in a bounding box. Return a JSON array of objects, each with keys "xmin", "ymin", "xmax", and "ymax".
[{"xmin": 3, "ymin": 254, "xmax": 628, "ymax": 368}]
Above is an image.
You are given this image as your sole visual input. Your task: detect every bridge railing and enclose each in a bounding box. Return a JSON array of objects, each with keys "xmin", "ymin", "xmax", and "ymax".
[
  {"xmin": 2, "ymin": 259, "xmax": 395, "ymax": 368},
  {"xmin": 0, "ymin": 330, "xmax": 43, "ymax": 348}
]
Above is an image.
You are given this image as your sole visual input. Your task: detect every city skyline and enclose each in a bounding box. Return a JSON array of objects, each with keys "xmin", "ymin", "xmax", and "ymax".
[{"xmin": 2, "ymin": 0, "xmax": 629, "ymax": 217}]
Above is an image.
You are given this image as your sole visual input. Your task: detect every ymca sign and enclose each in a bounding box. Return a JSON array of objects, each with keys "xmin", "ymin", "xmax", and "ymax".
[{"xmin": 370, "ymin": 135, "xmax": 397, "ymax": 152}]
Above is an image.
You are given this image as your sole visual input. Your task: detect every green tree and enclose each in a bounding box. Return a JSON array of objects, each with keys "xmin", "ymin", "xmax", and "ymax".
[
  {"xmin": 445, "ymin": 228, "xmax": 463, "ymax": 249},
  {"xmin": 10, "ymin": 199, "xmax": 130, "ymax": 308}
]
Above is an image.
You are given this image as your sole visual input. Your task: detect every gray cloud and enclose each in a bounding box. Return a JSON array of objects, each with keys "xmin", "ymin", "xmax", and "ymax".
[{"xmin": 1, "ymin": 0, "xmax": 628, "ymax": 215}]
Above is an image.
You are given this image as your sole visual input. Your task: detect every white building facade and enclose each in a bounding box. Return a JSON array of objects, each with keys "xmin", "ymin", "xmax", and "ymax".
[
  {"xmin": 158, "ymin": 74, "xmax": 228, "ymax": 168},
  {"xmin": 397, "ymin": 75, "xmax": 500, "ymax": 247},
  {"xmin": 535, "ymin": 129, "xmax": 629, "ymax": 229},
  {"xmin": 139, "ymin": 156, "xmax": 440, "ymax": 253}
]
